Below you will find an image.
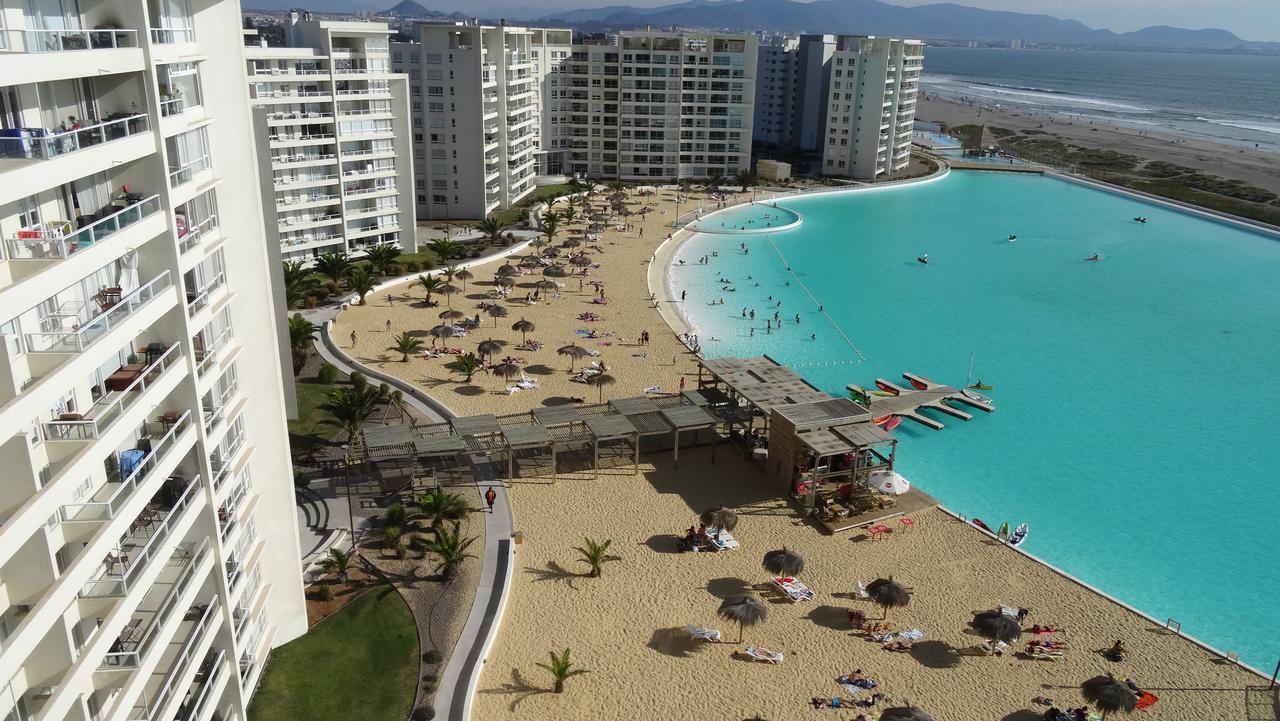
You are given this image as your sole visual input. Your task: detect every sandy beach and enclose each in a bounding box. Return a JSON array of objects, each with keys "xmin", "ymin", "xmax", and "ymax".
[
  {"xmin": 469, "ymin": 450, "xmax": 1262, "ymax": 720},
  {"xmin": 333, "ymin": 186, "xmax": 749, "ymax": 417},
  {"xmin": 918, "ymin": 94, "xmax": 1280, "ymax": 196}
]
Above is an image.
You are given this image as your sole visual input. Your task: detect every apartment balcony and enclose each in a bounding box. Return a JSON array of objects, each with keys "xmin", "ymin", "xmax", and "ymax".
[
  {"xmin": 335, "ymin": 87, "xmax": 392, "ymax": 99},
  {"xmin": 122, "ymin": 596, "xmax": 221, "ymax": 721},
  {"xmin": 217, "ymin": 480, "xmax": 256, "ymax": 546},
  {"xmin": 339, "ymin": 147, "xmax": 396, "ymax": 162},
  {"xmin": 176, "ymin": 213, "xmax": 220, "ymax": 259},
  {"xmin": 251, "ymin": 66, "xmax": 329, "ymax": 79},
  {"xmin": 267, "ymin": 132, "xmax": 335, "ymax": 148},
  {"xmin": 271, "ymin": 153, "xmax": 336, "ymax": 170},
  {"xmin": 42, "ymin": 342, "xmax": 183, "ymax": 443},
  {"xmin": 184, "ymin": 273, "xmax": 226, "ymax": 320},
  {"xmin": 209, "ymin": 426, "xmax": 246, "ymax": 498},
  {"xmin": 0, "ymin": 27, "xmax": 143, "ymax": 83},
  {"xmin": 201, "ymin": 380, "xmax": 239, "ymax": 437},
  {"xmin": 0, "ymin": 116, "xmax": 154, "ymax": 205},
  {"xmin": 279, "ymin": 234, "xmax": 343, "ymax": 254},
  {"xmin": 167, "ymin": 154, "xmax": 211, "ymax": 190},
  {"xmin": 251, "ymin": 89, "xmax": 333, "ymax": 104},
  {"xmin": 346, "ymin": 223, "xmax": 399, "ymax": 240},
  {"xmin": 278, "ymin": 213, "xmax": 342, "ymax": 233},
  {"xmin": 341, "ymin": 165, "xmax": 396, "ymax": 182},
  {"xmin": 24, "ymin": 271, "xmax": 172, "ymax": 354},
  {"xmin": 264, "ymin": 110, "xmax": 335, "ymax": 126},
  {"xmin": 336, "ymin": 107, "xmax": 393, "ymax": 120},
  {"xmin": 274, "ymin": 173, "xmax": 340, "ymax": 190},
  {"xmin": 342, "ymin": 182, "xmax": 397, "ymax": 199},
  {"xmin": 275, "ymin": 192, "xmax": 340, "ymax": 213},
  {"xmin": 345, "ymin": 204, "xmax": 398, "ymax": 221},
  {"xmin": 4, "ymin": 194, "xmax": 163, "ymax": 283}
]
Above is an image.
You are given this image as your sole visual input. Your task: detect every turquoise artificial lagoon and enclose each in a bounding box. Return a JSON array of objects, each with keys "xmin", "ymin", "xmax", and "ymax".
[{"xmin": 671, "ymin": 170, "xmax": 1280, "ymax": 669}]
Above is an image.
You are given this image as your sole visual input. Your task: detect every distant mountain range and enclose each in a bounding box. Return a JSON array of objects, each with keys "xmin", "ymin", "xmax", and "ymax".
[
  {"xmin": 537, "ymin": 0, "xmax": 1273, "ymax": 50},
  {"xmin": 241, "ymin": 0, "xmax": 1277, "ymax": 52}
]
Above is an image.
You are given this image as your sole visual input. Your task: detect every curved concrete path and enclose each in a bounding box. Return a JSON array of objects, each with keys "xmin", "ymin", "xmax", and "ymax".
[{"xmin": 314, "ymin": 295, "xmax": 516, "ymax": 721}]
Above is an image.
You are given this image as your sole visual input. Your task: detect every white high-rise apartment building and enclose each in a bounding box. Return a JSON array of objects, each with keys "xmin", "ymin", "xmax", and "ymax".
[
  {"xmin": 821, "ymin": 36, "xmax": 923, "ymax": 180},
  {"xmin": 0, "ymin": 0, "xmax": 307, "ymax": 720},
  {"xmin": 392, "ymin": 22, "xmax": 543, "ymax": 220},
  {"xmin": 246, "ymin": 16, "xmax": 416, "ymax": 261},
  {"xmin": 754, "ymin": 34, "xmax": 836, "ymax": 152},
  {"xmin": 395, "ymin": 23, "xmax": 757, "ymax": 220}
]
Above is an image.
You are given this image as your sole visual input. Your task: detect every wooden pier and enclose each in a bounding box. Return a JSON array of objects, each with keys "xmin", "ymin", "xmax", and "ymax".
[{"xmin": 846, "ymin": 372, "xmax": 995, "ymax": 431}]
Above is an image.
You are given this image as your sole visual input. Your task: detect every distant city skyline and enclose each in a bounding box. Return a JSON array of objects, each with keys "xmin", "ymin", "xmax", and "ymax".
[{"xmin": 409, "ymin": 0, "xmax": 1280, "ymax": 43}]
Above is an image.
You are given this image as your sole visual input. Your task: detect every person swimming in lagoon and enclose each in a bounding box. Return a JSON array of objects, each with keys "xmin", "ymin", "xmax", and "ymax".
[{"xmin": 917, "ymin": 254, "xmax": 929, "ymax": 264}]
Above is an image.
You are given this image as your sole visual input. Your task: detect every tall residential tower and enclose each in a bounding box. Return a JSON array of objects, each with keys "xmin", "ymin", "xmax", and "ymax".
[
  {"xmin": 820, "ymin": 36, "xmax": 923, "ymax": 179},
  {"xmin": 0, "ymin": 1, "xmax": 307, "ymax": 720}
]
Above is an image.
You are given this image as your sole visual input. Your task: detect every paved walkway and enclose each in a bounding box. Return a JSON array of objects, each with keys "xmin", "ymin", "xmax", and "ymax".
[{"xmin": 310, "ymin": 247, "xmax": 525, "ymax": 720}]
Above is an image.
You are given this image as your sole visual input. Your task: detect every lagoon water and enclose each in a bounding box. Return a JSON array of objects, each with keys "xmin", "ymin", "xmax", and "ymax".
[{"xmin": 671, "ymin": 171, "xmax": 1280, "ymax": 668}]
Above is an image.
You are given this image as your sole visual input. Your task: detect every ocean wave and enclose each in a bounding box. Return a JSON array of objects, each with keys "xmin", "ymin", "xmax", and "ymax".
[
  {"xmin": 972, "ymin": 85, "xmax": 1151, "ymax": 113},
  {"xmin": 1195, "ymin": 117, "xmax": 1280, "ymax": 136},
  {"xmin": 977, "ymin": 80, "xmax": 1069, "ymax": 95}
]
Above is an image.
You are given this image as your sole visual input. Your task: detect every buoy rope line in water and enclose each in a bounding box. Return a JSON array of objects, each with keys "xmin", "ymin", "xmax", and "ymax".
[{"xmin": 763, "ymin": 233, "xmax": 867, "ymax": 364}]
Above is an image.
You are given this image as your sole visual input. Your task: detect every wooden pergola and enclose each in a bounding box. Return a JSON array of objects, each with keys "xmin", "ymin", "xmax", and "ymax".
[
  {"xmin": 498, "ymin": 419, "xmax": 556, "ymax": 480},
  {"xmin": 584, "ymin": 413, "xmax": 640, "ymax": 477}
]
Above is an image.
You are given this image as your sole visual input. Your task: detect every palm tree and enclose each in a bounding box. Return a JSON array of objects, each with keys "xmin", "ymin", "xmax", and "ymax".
[
  {"xmin": 363, "ymin": 242, "xmax": 400, "ymax": 276},
  {"xmin": 442, "ymin": 265, "xmax": 458, "ymax": 283},
  {"xmin": 573, "ymin": 537, "xmax": 617, "ymax": 578},
  {"xmin": 314, "ymin": 251, "xmax": 353, "ymax": 287},
  {"xmin": 428, "ymin": 237, "xmax": 462, "ymax": 262},
  {"xmin": 734, "ymin": 168, "xmax": 757, "ymax": 193},
  {"xmin": 562, "ymin": 204, "xmax": 578, "ymax": 224},
  {"xmin": 589, "ymin": 373, "xmax": 615, "ymax": 403},
  {"xmin": 348, "ymin": 267, "xmax": 375, "ymax": 305},
  {"xmin": 477, "ymin": 217, "xmax": 507, "ymax": 245},
  {"xmin": 424, "ymin": 526, "xmax": 476, "ymax": 581},
  {"xmin": 447, "ymin": 353, "xmax": 484, "ymax": 383},
  {"xmin": 287, "ymin": 313, "xmax": 319, "ymax": 376},
  {"xmin": 416, "ymin": 274, "xmax": 444, "ymax": 305},
  {"xmin": 536, "ymin": 648, "xmax": 588, "ymax": 694},
  {"xmin": 606, "ymin": 180, "xmax": 626, "ymax": 194},
  {"xmin": 540, "ymin": 210, "xmax": 561, "ymax": 245},
  {"xmin": 388, "ymin": 331, "xmax": 423, "ymax": 361},
  {"xmin": 321, "ymin": 385, "xmax": 381, "ymax": 439},
  {"xmin": 415, "ymin": 489, "xmax": 471, "ymax": 531},
  {"xmin": 319, "ymin": 548, "xmax": 353, "ymax": 583},
  {"xmin": 383, "ymin": 525, "xmax": 406, "ymax": 558},
  {"xmin": 281, "ymin": 260, "xmax": 318, "ymax": 309}
]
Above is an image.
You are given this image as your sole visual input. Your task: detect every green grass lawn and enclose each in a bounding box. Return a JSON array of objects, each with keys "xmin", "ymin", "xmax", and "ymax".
[
  {"xmin": 287, "ymin": 376, "xmax": 337, "ymax": 444},
  {"xmin": 248, "ymin": 586, "xmax": 419, "ymax": 721}
]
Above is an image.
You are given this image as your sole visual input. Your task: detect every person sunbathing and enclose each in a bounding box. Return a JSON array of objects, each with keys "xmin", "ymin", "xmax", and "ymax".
[
  {"xmin": 1029, "ymin": 639, "xmax": 1067, "ymax": 650},
  {"xmin": 1025, "ymin": 624, "xmax": 1062, "ymax": 634},
  {"xmin": 883, "ymin": 639, "xmax": 913, "ymax": 652},
  {"xmin": 810, "ymin": 697, "xmax": 853, "ymax": 709},
  {"xmin": 1103, "ymin": 639, "xmax": 1128, "ymax": 661}
]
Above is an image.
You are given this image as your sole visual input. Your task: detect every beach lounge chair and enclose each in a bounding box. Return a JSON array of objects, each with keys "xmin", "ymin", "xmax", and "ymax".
[
  {"xmin": 771, "ymin": 577, "xmax": 815, "ymax": 602},
  {"xmin": 739, "ymin": 646, "xmax": 783, "ymax": 664},
  {"xmin": 686, "ymin": 624, "xmax": 722, "ymax": 643},
  {"xmin": 854, "ymin": 579, "xmax": 869, "ymax": 599},
  {"xmin": 1027, "ymin": 647, "xmax": 1065, "ymax": 661}
]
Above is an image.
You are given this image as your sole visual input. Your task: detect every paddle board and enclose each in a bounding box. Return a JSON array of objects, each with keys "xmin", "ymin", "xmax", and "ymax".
[{"xmin": 1008, "ymin": 523, "xmax": 1029, "ymax": 547}]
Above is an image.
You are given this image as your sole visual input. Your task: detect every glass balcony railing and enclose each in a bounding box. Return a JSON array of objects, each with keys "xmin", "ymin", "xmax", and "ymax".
[
  {"xmin": 177, "ymin": 213, "xmax": 218, "ymax": 255},
  {"xmin": 185, "ymin": 273, "xmax": 225, "ymax": 318},
  {"xmin": 59, "ymin": 410, "xmax": 193, "ymax": 522},
  {"xmin": 0, "ymin": 114, "xmax": 149, "ymax": 161},
  {"xmin": 97, "ymin": 539, "xmax": 209, "ymax": 670},
  {"xmin": 6, "ymin": 195, "xmax": 161, "ymax": 262},
  {"xmin": 167, "ymin": 155, "xmax": 210, "ymax": 187},
  {"xmin": 1, "ymin": 27, "xmax": 137, "ymax": 53},
  {"xmin": 194, "ymin": 328, "xmax": 231, "ymax": 378},
  {"xmin": 43, "ymin": 342, "xmax": 183, "ymax": 442},
  {"xmin": 176, "ymin": 649, "xmax": 226, "ymax": 721},
  {"xmin": 129, "ymin": 595, "xmax": 219, "ymax": 721},
  {"xmin": 80, "ymin": 474, "xmax": 203, "ymax": 598},
  {"xmin": 150, "ymin": 27, "xmax": 195, "ymax": 44},
  {"xmin": 25, "ymin": 271, "xmax": 172, "ymax": 353}
]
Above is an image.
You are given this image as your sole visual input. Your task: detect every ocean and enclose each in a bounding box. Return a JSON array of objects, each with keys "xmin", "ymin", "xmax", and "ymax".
[{"xmin": 921, "ymin": 47, "xmax": 1280, "ymax": 152}]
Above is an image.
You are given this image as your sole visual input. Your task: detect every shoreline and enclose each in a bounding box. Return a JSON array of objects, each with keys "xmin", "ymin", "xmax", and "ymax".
[{"xmin": 916, "ymin": 94, "xmax": 1280, "ymax": 199}]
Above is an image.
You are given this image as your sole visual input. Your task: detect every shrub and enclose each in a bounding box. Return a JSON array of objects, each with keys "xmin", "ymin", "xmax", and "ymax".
[
  {"xmin": 403, "ymin": 260, "xmax": 420, "ymax": 272},
  {"xmin": 314, "ymin": 288, "xmax": 329, "ymax": 301},
  {"xmin": 317, "ymin": 584, "xmax": 335, "ymax": 602},
  {"xmin": 305, "ymin": 297, "xmax": 318, "ymax": 309},
  {"xmin": 421, "ymin": 671, "xmax": 437, "ymax": 682},
  {"xmin": 420, "ymin": 257, "xmax": 436, "ymax": 270},
  {"xmin": 350, "ymin": 372, "xmax": 367, "ymax": 389},
  {"xmin": 327, "ymin": 281, "xmax": 342, "ymax": 295},
  {"xmin": 422, "ymin": 649, "xmax": 442, "ymax": 665},
  {"xmin": 410, "ymin": 707, "xmax": 435, "ymax": 721},
  {"xmin": 386, "ymin": 263, "xmax": 403, "ymax": 275},
  {"xmin": 317, "ymin": 362, "xmax": 339, "ymax": 384}
]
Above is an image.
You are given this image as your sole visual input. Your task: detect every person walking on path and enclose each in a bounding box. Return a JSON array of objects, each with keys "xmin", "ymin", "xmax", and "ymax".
[
  {"xmin": 349, "ymin": 330, "xmax": 357, "ymax": 347},
  {"xmin": 484, "ymin": 486, "xmax": 497, "ymax": 514}
]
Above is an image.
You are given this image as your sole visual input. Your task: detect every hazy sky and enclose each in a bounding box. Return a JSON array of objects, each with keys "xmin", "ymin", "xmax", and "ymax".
[{"xmin": 499, "ymin": 0, "xmax": 1280, "ymax": 42}]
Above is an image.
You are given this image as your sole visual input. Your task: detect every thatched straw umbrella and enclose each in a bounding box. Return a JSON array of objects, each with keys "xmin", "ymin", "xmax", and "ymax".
[
  {"xmin": 454, "ymin": 268, "xmax": 473, "ymax": 291},
  {"xmin": 544, "ymin": 264, "xmax": 568, "ymax": 278},
  {"xmin": 476, "ymin": 337, "xmax": 506, "ymax": 361},
  {"xmin": 429, "ymin": 324, "xmax": 455, "ymax": 346},
  {"xmin": 438, "ymin": 308, "xmax": 466, "ymax": 322},
  {"xmin": 1081, "ymin": 675, "xmax": 1137, "ymax": 719},
  {"xmin": 534, "ymin": 279, "xmax": 560, "ymax": 292},
  {"xmin": 717, "ymin": 594, "xmax": 767, "ymax": 643},
  {"xmin": 439, "ymin": 283, "xmax": 460, "ymax": 307},
  {"xmin": 495, "ymin": 276, "xmax": 515, "ymax": 288},
  {"xmin": 561, "ymin": 237, "xmax": 581, "ymax": 248},
  {"xmin": 542, "ymin": 246, "xmax": 561, "ymax": 258},
  {"xmin": 496, "ymin": 263, "xmax": 518, "ymax": 277},
  {"xmin": 880, "ymin": 708, "xmax": 936, "ymax": 721},
  {"xmin": 589, "ymin": 373, "xmax": 615, "ymax": 403},
  {"xmin": 486, "ymin": 304, "xmax": 509, "ymax": 326},
  {"xmin": 970, "ymin": 610, "xmax": 1022, "ymax": 644},
  {"xmin": 511, "ymin": 318, "xmax": 536, "ymax": 344},
  {"xmin": 557, "ymin": 343, "xmax": 590, "ymax": 371},
  {"xmin": 570, "ymin": 254, "xmax": 593, "ymax": 267},
  {"xmin": 492, "ymin": 361, "xmax": 521, "ymax": 384},
  {"xmin": 700, "ymin": 507, "xmax": 738, "ymax": 532},
  {"xmin": 867, "ymin": 577, "xmax": 911, "ymax": 618},
  {"xmin": 517, "ymin": 253, "xmax": 542, "ymax": 267},
  {"xmin": 762, "ymin": 547, "xmax": 805, "ymax": 578}
]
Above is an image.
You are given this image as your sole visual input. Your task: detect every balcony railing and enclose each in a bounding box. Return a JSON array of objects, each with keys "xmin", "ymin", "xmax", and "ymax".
[
  {"xmin": 25, "ymin": 271, "xmax": 172, "ymax": 353},
  {"xmin": 0, "ymin": 114, "xmax": 149, "ymax": 161},
  {"xmin": 43, "ymin": 343, "xmax": 183, "ymax": 442},
  {"xmin": 201, "ymin": 382, "xmax": 238, "ymax": 434},
  {"xmin": 150, "ymin": 27, "xmax": 195, "ymax": 44},
  {"xmin": 177, "ymin": 213, "xmax": 218, "ymax": 255},
  {"xmin": 159, "ymin": 96, "xmax": 199, "ymax": 118},
  {"xmin": 80, "ymin": 474, "xmax": 203, "ymax": 598},
  {"xmin": 60, "ymin": 411, "xmax": 192, "ymax": 524},
  {"xmin": 97, "ymin": 539, "xmax": 208, "ymax": 669},
  {"xmin": 6, "ymin": 195, "xmax": 160, "ymax": 261},
  {"xmin": 130, "ymin": 595, "xmax": 219, "ymax": 721},
  {"xmin": 1, "ymin": 27, "xmax": 137, "ymax": 53},
  {"xmin": 168, "ymin": 154, "xmax": 210, "ymax": 187},
  {"xmin": 185, "ymin": 272, "xmax": 225, "ymax": 318},
  {"xmin": 195, "ymin": 328, "xmax": 231, "ymax": 378},
  {"xmin": 177, "ymin": 649, "xmax": 226, "ymax": 721}
]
